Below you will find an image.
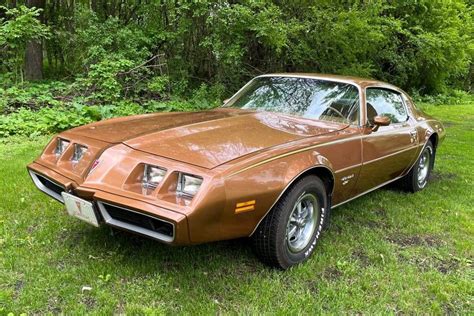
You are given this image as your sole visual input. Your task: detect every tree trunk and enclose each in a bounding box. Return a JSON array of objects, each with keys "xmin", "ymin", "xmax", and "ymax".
[
  {"xmin": 25, "ymin": 41, "xmax": 43, "ymax": 80},
  {"xmin": 24, "ymin": 0, "xmax": 45, "ymax": 81}
]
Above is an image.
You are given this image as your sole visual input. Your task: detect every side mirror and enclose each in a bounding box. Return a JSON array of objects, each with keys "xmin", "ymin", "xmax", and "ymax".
[{"xmin": 371, "ymin": 115, "xmax": 390, "ymax": 131}]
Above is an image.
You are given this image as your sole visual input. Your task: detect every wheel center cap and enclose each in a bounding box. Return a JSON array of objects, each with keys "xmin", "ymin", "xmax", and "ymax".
[{"xmin": 296, "ymin": 218, "xmax": 305, "ymax": 227}]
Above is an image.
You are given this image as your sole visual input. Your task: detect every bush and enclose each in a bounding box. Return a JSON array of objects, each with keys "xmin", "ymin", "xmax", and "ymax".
[
  {"xmin": 0, "ymin": 81, "xmax": 225, "ymax": 138},
  {"xmin": 412, "ymin": 90, "xmax": 474, "ymax": 105}
]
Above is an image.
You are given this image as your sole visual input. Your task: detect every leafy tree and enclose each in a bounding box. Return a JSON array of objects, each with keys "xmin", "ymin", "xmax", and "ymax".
[{"xmin": 0, "ymin": 5, "xmax": 50, "ymax": 83}]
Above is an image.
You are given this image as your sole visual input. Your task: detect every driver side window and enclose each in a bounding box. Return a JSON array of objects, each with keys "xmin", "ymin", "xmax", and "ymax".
[{"xmin": 366, "ymin": 88, "xmax": 408, "ymax": 125}]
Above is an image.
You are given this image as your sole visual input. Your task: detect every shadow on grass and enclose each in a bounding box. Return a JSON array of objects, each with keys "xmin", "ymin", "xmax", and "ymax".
[{"xmin": 69, "ymin": 224, "xmax": 264, "ymax": 277}]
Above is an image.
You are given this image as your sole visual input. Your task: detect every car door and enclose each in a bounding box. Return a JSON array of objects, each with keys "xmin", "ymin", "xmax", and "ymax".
[{"xmin": 355, "ymin": 87, "xmax": 419, "ymax": 194}]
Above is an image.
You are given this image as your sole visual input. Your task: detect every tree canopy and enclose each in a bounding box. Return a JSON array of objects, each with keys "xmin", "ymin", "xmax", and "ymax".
[{"xmin": 1, "ymin": 0, "xmax": 473, "ymax": 98}]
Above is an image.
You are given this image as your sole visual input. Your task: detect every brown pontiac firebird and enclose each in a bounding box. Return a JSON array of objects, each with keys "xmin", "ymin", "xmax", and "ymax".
[{"xmin": 28, "ymin": 74, "xmax": 445, "ymax": 269}]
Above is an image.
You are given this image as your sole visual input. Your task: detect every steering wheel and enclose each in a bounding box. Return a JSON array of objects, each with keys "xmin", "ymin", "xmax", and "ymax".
[{"xmin": 326, "ymin": 106, "xmax": 345, "ymax": 119}]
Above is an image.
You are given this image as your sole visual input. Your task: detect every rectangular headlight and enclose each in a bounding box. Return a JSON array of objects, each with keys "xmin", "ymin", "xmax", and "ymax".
[
  {"xmin": 142, "ymin": 165, "xmax": 167, "ymax": 189},
  {"xmin": 54, "ymin": 138, "xmax": 70, "ymax": 157},
  {"xmin": 177, "ymin": 173, "xmax": 203, "ymax": 197},
  {"xmin": 72, "ymin": 144, "xmax": 87, "ymax": 163}
]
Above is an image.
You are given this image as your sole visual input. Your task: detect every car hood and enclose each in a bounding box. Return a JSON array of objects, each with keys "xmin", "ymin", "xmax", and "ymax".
[{"xmin": 69, "ymin": 108, "xmax": 347, "ymax": 169}]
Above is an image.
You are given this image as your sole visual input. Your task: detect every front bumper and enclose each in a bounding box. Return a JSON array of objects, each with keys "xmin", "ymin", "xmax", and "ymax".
[{"xmin": 27, "ymin": 162, "xmax": 190, "ymax": 245}]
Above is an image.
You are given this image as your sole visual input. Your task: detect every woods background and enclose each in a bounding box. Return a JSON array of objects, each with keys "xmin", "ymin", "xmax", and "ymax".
[{"xmin": 0, "ymin": 0, "xmax": 473, "ymax": 137}]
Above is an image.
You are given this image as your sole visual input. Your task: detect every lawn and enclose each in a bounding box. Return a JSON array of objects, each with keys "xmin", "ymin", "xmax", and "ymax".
[{"xmin": 0, "ymin": 103, "xmax": 473, "ymax": 314}]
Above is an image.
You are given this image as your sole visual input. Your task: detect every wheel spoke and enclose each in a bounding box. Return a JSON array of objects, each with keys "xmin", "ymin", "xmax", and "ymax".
[
  {"xmin": 287, "ymin": 225, "xmax": 298, "ymax": 239},
  {"xmin": 296, "ymin": 202, "xmax": 302, "ymax": 215},
  {"xmin": 300, "ymin": 207, "xmax": 309, "ymax": 221}
]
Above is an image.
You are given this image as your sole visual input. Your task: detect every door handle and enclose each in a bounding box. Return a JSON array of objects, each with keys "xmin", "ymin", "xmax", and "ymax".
[{"xmin": 410, "ymin": 130, "xmax": 418, "ymax": 143}]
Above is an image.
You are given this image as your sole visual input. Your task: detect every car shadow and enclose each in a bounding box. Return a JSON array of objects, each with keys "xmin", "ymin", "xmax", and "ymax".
[{"xmin": 75, "ymin": 224, "xmax": 264, "ymax": 276}]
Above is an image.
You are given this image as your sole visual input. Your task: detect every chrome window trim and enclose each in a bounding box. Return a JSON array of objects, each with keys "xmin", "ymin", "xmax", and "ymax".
[
  {"xmin": 97, "ymin": 201, "xmax": 175, "ymax": 243},
  {"xmin": 28, "ymin": 170, "xmax": 65, "ymax": 203}
]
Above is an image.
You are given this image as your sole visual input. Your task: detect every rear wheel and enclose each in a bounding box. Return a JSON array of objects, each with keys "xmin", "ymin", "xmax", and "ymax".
[
  {"xmin": 252, "ymin": 175, "xmax": 328, "ymax": 269},
  {"xmin": 399, "ymin": 140, "xmax": 434, "ymax": 192}
]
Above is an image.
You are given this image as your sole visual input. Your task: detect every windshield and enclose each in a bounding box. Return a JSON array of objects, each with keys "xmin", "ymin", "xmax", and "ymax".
[{"xmin": 225, "ymin": 76, "xmax": 360, "ymax": 124}]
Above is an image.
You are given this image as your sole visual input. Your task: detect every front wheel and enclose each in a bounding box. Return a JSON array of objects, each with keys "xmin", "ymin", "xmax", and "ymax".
[
  {"xmin": 399, "ymin": 140, "xmax": 435, "ymax": 192},
  {"xmin": 252, "ymin": 175, "xmax": 328, "ymax": 269}
]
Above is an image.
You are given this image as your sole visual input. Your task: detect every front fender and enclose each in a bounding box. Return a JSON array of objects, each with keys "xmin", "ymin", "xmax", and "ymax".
[{"xmin": 220, "ymin": 149, "xmax": 334, "ymax": 239}]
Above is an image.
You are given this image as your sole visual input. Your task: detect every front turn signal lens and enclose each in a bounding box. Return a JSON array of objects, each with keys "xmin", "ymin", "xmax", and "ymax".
[
  {"xmin": 142, "ymin": 165, "xmax": 167, "ymax": 189},
  {"xmin": 54, "ymin": 138, "xmax": 70, "ymax": 158},
  {"xmin": 177, "ymin": 173, "xmax": 203, "ymax": 197}
]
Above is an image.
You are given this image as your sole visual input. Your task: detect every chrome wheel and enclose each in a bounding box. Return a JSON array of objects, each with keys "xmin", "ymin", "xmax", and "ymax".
[
  {"xmin": 417, "ymin": 147, "xmax": 432, "ymax": 188},
  {"xmin": 286, "ymin": 193, "xmax": 318, "ymax": 253}
]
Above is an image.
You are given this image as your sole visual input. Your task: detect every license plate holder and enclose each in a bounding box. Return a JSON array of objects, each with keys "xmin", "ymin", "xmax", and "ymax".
[{"xmin": 62, "ymin": 192, "xmax": 99, "ymax": 227}]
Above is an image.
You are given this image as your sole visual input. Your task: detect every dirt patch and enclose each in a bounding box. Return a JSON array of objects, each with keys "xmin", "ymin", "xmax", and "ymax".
[
  {"xmin": 13, "ymin": 279, "xmax": 24, "ymax": 299},
  {"xmin": 374, "ymin": 208, "xmax": 387, "ymax": 218},
  {"xmin": 387, "ymin": 234, "xmax": 443, "ymax": 248},
  {"xmin": 429, "ymin": 171, "xmax": 457, "ymax": 183},
  {"xmin": 351, "ymin": 250, "xmax": 371, "ymax": 267},
  {"xmin": 82, "ymin": 295, "xmax": 97, "ymax": 310},
  {"xmin": 400, "ymin": 254, "xmax": 461, "ymax": 274},
  {"xmin": 26, "ymin": 224, "xmax": 38, "ymax": 234},
  {"xmin": 363, "ymin": 219, "xmax": 389, "ymax": 229},
  {"xmin": 321, "ymin": 267, "xmax": 343, "ymax": 281},
  {"xmin": 218, "ymin": 259, "xmax": 261, "ymax": 277},
  {"xmin": 47, "ymin": 296, "xmax": 63, "ymax": 313},
  {"xmin": 434, "ymin": 257, "xmax": 461, "ymax": 274},
  {"xmin": 305, "ymin": 279, "xmax": 320, "ymax": 294}
]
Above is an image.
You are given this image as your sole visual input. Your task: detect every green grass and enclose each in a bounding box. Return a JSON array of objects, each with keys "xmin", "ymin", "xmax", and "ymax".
[{"xmin": 1, "ymin": 103, "xmax": 473, "ymax": 314}]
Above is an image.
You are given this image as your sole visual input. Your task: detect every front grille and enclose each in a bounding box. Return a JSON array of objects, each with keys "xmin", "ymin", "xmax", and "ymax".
[
  {"xmin": 97, "ymin": 202, "xmax": 174, "ymax": 242},
  {"xmin": 36, "ymin": 174, "xmax": 64, "ymax": 196}
]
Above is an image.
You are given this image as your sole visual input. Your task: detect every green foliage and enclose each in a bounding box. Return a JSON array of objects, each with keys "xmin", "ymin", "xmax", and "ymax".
[
  {"xmin": 147, "ymin": 76, "xmax": 169, "ymax": 94},
  {"xmin": 78, "ymin": 58, "xmax": 135, "ymax": 102},
  {"xmin": 0, "ymin": 5, "xmax": 50, "ymax": 82},
  {"xmin": 0, "ymin": 81, "xmax": 66, "ymax": 112},
  {"xmin": 413, "ymin": 89, "xmax": 474, "ymax": 106},
  {"xmin": 0, "ymin": 105, "xmax": 97, "ymax": 138},
  {"xmin": 0, "ymin": 80, "xmax": 226, "ymax": 137},
  {"xmin": 3, "ymin": 0, "xmax": 470, "ymax": 95},
  {"xmin": 0, "ymin": 0, "xmax": 473, "ymax": 139},
  {"xmin": 3, "ymin": 0, "xmax": 474, "ymax": 96}
]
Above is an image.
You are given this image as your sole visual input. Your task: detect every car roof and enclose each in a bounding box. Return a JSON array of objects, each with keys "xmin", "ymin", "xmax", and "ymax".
[{"xmin": 259, "ymin": 73, "xmax": 401, "ymax": 90}]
